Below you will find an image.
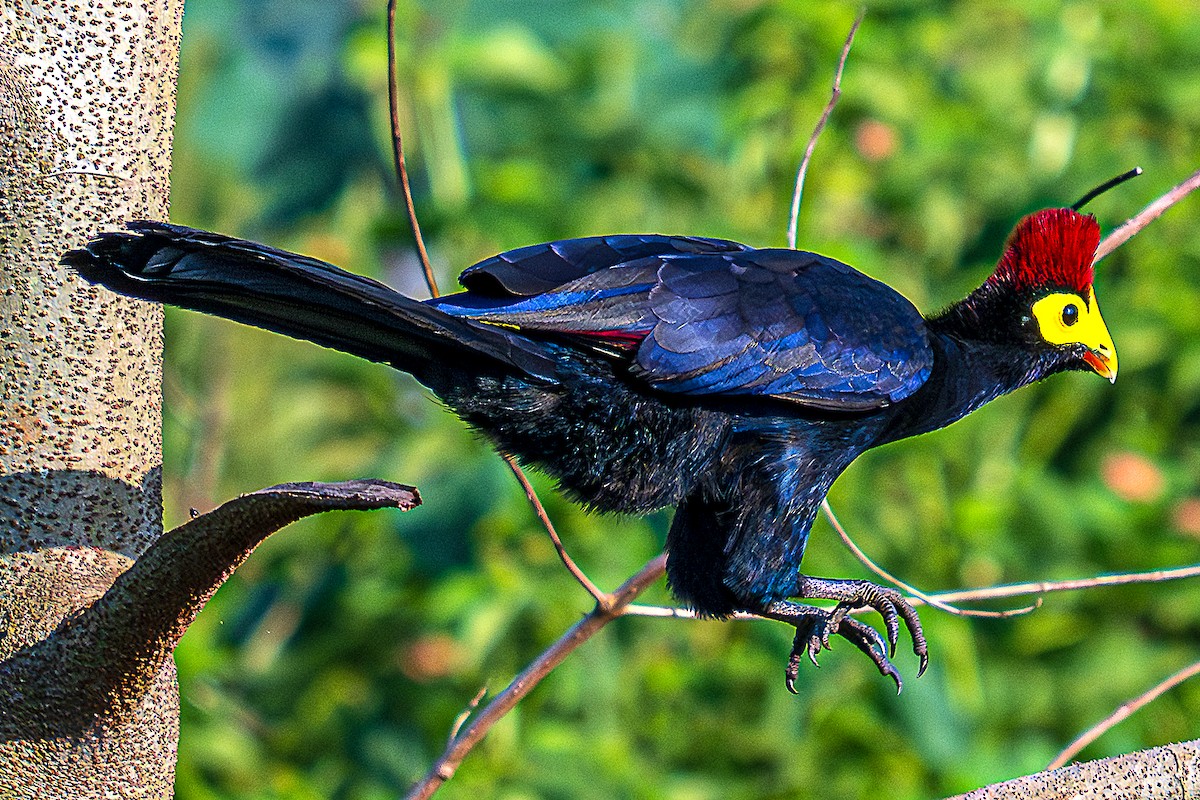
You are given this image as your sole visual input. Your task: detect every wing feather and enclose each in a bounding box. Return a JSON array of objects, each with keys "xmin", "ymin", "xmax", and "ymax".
[
  {"xmin": 432, "ymin": 237, "xmax": 933, "ymax": 410},
  {"xmin": 627, "ymin": 249, "xmax": 932, "ymax": 408}
]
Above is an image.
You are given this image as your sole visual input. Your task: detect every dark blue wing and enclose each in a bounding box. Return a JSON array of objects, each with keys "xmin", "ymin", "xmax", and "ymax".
[
  {"xmin": 457, "ymin": 234, "xmax": 751, "ymax": 295},
  {"xmin": 431, "ymin": 237, "xmax": 932, "ymax": 410},
  {"xmin": 633, "ymin": 249, "xmax": 932, "ymax": 409},
  {"xmin": 432, "ymin": 235, "xmax": 750, "ymax": 343}
]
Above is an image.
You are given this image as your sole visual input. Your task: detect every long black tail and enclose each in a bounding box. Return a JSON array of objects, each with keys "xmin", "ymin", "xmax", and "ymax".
[{"xmin": 63, "ymin": 221, "xmax": 560, "ymax": 383}]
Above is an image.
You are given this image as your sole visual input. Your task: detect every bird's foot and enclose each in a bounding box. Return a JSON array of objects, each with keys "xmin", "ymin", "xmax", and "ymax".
[
  {"xmin": 761, "ymin": 600, "xmax": 900, "ymax": 692},
  {"xmin": 762, "ymin": 576, "xmax": 927, "ymax": 694}
]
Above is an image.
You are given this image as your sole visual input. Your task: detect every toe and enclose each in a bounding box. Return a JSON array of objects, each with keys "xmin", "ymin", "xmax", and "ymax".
[{"xmin": 878, "ymin": 600, "xmax": 900, "ymax": 658}]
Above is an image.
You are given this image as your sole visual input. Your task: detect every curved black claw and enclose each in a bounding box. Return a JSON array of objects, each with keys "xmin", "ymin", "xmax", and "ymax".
[{"xmin": 796, "ymin": 576, "xmax": 929, "ymax": 677}]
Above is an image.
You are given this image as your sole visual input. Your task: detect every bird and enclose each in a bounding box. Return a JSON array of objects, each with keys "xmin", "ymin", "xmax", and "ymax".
[{"xmin": 64, "ymin": 192, "xmax": 1121, "ymax": 692}]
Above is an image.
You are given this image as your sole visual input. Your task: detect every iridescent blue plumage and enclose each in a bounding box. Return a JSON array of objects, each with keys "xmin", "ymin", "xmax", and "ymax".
[
  {"xmin": 458, "ymin": 234, "xmax": 751, "ymax": 294},
  {"xmin": 433, "ymin": 237, "xmax": 933, "ymax": 411}
]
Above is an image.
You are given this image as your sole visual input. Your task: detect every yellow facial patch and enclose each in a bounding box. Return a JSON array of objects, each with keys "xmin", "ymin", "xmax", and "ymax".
[{"xmin": 1030, "ymin": 288, "xmax": 1118, "ymax": 381}]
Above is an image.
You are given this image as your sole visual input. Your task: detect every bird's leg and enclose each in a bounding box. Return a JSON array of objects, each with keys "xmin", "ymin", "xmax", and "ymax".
[{"xmin": 761, "ymin": 576, "xmax": 928, "ymax": 694}]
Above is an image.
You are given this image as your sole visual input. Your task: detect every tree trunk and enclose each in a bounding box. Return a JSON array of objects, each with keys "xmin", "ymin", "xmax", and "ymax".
[{"xmin": 0, "ymin": 1, "xmax": 184, "ymax": 795}]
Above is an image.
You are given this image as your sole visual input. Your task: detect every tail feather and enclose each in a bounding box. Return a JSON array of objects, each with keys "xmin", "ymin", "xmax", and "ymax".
[{"xmin": 63, "ymin": 221, "xmax": 561, "ymax": 382}]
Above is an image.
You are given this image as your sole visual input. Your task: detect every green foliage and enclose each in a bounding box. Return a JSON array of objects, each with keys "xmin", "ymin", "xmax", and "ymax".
[{"xmin": 167, "ymin": 1, "xmax": 1200, "ymax": 797}]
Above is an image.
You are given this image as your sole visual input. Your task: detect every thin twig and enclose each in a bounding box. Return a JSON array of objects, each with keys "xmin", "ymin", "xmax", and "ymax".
[
  {"xmin": 623, "ymin": 604, "xmax": 698, "ymax": 618},
  {"xmin": 384, "ymin": 1, "xmax": 597, "ymax": 602},
  {"xmin": 405, "ymin": 554, "xmax": 668, "ymax": 800},
  {"xmin": 921, "ymin": 563, "xmax": 1200, "ymax": 605},
  {"xmin": 387, "ymin": 0, "xmax": 438, "ymax": 297},
  {"xmin": 446, "ymin": 685, "xmax": 488, "ymax": 746},
  {"xmin": 1047, "ymin": 657, "xmax": 1200, "ymax": 770},
  {"xmin": 783, "ymin": 11, "xmax": 905, "ymax": 623},
  {"xmin": 620, "ymin": 605, "xmax": 777, "ymax": 621},
  {"xmin": 821, "ymin": 500, "xmax": 1040, "ymax": 619},
  {"xmin": 622, "ymin": 561, "xmax": 1200, "ymax": 619},
  {"xmin": 1095, "ymin": 166, "xmax": 1200, "ymax": 262},
  {"xmin": 501, "ymin": 455, "xmax": 607, "ymax": 605},
  {"xmin": 787, "ymin": 10, "xmax": 863, "ymax": 250}
]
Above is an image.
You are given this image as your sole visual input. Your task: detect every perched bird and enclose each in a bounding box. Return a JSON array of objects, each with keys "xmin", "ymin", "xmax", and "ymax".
[{"xmin": 64, "ymin": 198, "xmax": 1118, "ymax": 691}]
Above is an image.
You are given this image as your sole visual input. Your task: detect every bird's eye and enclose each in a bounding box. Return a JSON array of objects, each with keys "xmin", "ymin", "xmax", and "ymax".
[{"xmin": 1061, "ymin": 304, "xmax": 1079, "ymax": 327}]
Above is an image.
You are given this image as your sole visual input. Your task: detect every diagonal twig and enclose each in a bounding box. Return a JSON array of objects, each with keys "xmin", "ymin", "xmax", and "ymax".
[
  {"xmin": 787, "ymin": 10, "xmax": 863, "ymax": 249},
  {"xmin": 923, "ymin": 563, "xmax": 1200, "ymax": 605},
  {"xmin": 384, "ymin": 1, "xmax": 602, "ymax": 601},
  {"xmin": 446, "ymin": 685, "xmax": 488, "ymax": 745},
  {"xmin": 776, "ymin": 8, "xmax": 1020, "ymax": 626},
  {"xmin": 820, "ymin": 500, "xmax": 1040, "ymax": 619},
  {"xmin": 404, "ymin": 554, "xmax": 668, "ymax": 800},
  {"xmin": 1048, "ymin": 657, "xmax": 1200, "ymax": 770},
  {"xmin": 387, "ymin": 0, "xmax": 437, "ymax": 297},
  {"xmin": 1095, "ymin": 167, "xmax": 1200, "ymax": 262},
  {"xmin": 501, "ymin": 455, "xmax": 607, "ymax": 605}
]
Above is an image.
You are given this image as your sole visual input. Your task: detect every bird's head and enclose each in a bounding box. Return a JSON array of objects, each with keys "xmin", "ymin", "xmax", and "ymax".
[
  {"xmin": 938, "ymin": 207, "xmax": 1116, "ymax": 384},
  {"xmin": 991, "ymin": 207, "xmax": 1115, "ymax": 382}
]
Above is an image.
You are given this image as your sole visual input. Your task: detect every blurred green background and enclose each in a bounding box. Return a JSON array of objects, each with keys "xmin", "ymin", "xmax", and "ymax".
[{"xmin": 164, "ymin": 1, "xmax": 1200, "ymax": 798}]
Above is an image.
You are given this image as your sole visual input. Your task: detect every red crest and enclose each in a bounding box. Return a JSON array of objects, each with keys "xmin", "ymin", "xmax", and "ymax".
[{"xmin": 987, "ymin": 208, "xmax": 1100, "ymax": 295}]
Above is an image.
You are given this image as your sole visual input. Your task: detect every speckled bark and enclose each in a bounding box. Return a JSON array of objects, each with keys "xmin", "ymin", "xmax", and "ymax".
[
  {"xmin": 0, "ymin": 480, "xmax": 421, "ymax": 740},
  {"xmin": 0, "ymin": 7, "xmax": 427, "ymax": 797},
  {"xmin": 0, "ymin": 1, "xmax": 183, "ymax": 797},
  {"xmin": 945, "ymin": 739, "xmax": 1200, "ymax": 800}
]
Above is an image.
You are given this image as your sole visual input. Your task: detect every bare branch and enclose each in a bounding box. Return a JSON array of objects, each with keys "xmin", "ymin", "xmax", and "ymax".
[
  {"xmin": 821, "ymin": 500, "xmax": 1039, "ymax": 619},
  {"xmin": 624, "ymin": 561, "xmax": 1200, "ymax": 620},
  {"xmin": 405, "ymin": 554, "xmax": 668, "ymax": 800},
  {"xmin": 916, "ymin": 563, "xmax": 1200, "ymax": 606},
  {"xmin": 1048, "ymin": 658, "xmax": 1200, "ymax": 770},
  {"xmin": 0, "ymin": 480, "xmax": 420, "ymax": 739},
  {"xmin": 787, "ymin": 10, "xmax": 863, "ymax": 249},
  {"xmin": 387, "ymin": 0, "xmax": 438, "ymax": 297},
  {"xmin": 502, "ymin": 455, "xmax": 607, "ymax": 605},
  {"xmin": 1095, "ymin": 166, "xmax": 1200, "ymax": 262}
]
